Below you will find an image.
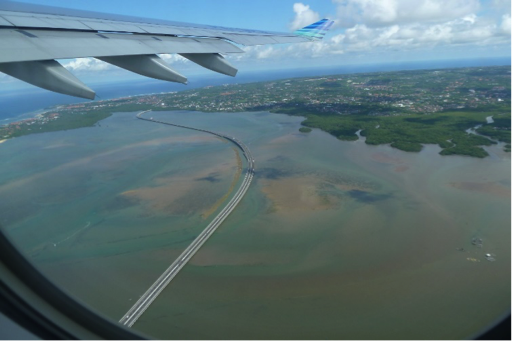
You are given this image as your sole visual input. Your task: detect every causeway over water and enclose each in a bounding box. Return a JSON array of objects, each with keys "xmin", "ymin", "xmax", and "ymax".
[{"xmin": 119, "ymin": 110, "xmax": 255, "ymax": 327}]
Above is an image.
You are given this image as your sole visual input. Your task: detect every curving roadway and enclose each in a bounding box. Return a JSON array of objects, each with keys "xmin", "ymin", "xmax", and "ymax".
[{"xmin": 119, "ymin": 110, "xmax": 254, "ymax": 327}]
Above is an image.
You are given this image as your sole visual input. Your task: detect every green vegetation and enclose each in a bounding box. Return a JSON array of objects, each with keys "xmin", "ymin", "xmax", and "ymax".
[
  {"xmin": 390, "ymin": 141, "xmax": 423, "ymax": 152},
  {"xmin": 298, "ymin": 109, "xmax": 504, "ymax": 157},
  {"xmin": 299, "ymin": 127, "xmax": 312, "ymax": 133},
  {"xmin": 1, "ymin": 101, "xmax": 163, "ymax": 140},
  {"xmin": 476, "ymin": 113, "xmax": 511, "ymax": 143},
  {"xmin": 2, "ymin": 110, "xmax": 112, "ymax": 139},
  {"xmin": 1, "ymin": 65, "xmax": 510, "ymax": 158}
]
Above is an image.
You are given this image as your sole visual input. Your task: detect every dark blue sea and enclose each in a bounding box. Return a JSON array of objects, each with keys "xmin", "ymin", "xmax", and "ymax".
[{"xmin": 1, "ymin": 57, "xmax": 509, "ymax": 122}]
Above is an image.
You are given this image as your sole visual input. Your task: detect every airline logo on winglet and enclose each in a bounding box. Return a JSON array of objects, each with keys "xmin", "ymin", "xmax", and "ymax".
[{"xmin": 294, "ymin": 19, "xmax": 334, "ymax": 40}]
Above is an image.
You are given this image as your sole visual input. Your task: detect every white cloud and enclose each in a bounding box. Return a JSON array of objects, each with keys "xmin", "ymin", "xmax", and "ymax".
[
  {"xmin": 159, "ymin": 54, "xmax": 189, "ymax": 64},
  {"xmin": 225, "ymin": 0, "xmax": 509, "ymax": 68},
  {"xmin": 290, "ymin": 3, "xmax": 321, "ymax": 30},
  {"xmin": 334, "ymin": 0, "xmax": 480, "ymax": 27},
  {"xmin": 227, "ymin": 45, "xmax": 284, "ymax": 62},
  {"xmin": 62, "ymin": 55, "xmax": 189, "ymax": 72},
  {"xmin": 491, "ymin": 0, "xmax": 511, "ymax": 12},
  {"xmin": 500, "ymin": 14, "xmax": 511, "ymax": 35},
  {"xmin": 62, "ymin": 58, "xmax": 112, "ymax": 72},
  {"xmin": 331, "ymin": 14, "xmax": 508, "ymax": 53},
  {"xmin": 226, "ymin": 37, "xmax": 345, "ymax": 65}
]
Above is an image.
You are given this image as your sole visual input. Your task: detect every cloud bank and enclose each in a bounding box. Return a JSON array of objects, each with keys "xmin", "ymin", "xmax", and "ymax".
[
  {"xmin": 45, "ymin": 0, "xmax": 511, "ymax": 75},
  {"xmin": 289, "ymin": 3, "xmax": 321, "ymax": 30},
  {"xmin": 231, "ymin": 0, "xmax": 510, "ymax": 66},
  {"xmin": 334, "ymin": 0, "xmax": 481, "ymax": 28}
]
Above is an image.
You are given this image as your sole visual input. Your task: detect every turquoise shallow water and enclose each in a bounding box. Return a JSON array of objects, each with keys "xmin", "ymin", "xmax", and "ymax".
[{"xmin": 0, "ymin": 110, "xmax": 509, "ymax": 339}]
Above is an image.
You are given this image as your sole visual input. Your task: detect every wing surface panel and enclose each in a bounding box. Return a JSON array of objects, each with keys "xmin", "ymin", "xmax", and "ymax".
[
  {"xmin": 0, "ymin": 3, "xmax": 287, "ymax": 36},
  {"xmin": 0, "ymin": 16, "xmax": 13, "ymax": 26},
  {"xmin": 0, "ymin": 1, "xmax": 334, "ymax": 98},
  {"xmin": 0, "ymin": 29, "xmax": 243, "ymax": 64},
  {"xmin": 0, "ymin": 9, "xmax": 310, "ymax": 45}
]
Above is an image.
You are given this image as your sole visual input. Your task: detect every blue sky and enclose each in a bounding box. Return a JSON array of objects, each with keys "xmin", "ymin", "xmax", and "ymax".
[
  {"xmin": 0, "ymin": 0, "xmax": 510, "ymax": 90},
  {"xmin": 6, "ymin": 0, "xmax": 336, "ymax": 32}
]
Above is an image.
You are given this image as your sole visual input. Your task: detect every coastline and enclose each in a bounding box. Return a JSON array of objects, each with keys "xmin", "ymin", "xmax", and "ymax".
[
  {"xmin": 1, "ymin": 65, "xmax": 509, "ymax": 158},
  {"xmin": 0, "ymin": 108, "xmax": 49, "ymax": 126}
]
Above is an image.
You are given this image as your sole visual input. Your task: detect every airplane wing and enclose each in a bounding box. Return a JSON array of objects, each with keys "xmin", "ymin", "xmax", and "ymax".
[{"xmin": 0, "ymin": 1, "xmax": 334, "ymax": 99}]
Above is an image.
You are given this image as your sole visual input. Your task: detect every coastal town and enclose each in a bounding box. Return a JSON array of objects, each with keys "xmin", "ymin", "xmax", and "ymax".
[{"xmin": 1, "ymin": 65, "xmax": 510, "ymax": 157}]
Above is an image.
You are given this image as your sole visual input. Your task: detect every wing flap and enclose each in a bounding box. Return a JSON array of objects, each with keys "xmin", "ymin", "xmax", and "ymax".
[
  {"xmin": 79, "ymin": 20, "xmax": 148, "ymax": 33},
  {"xmin": 0, "ymin": 16, "xmax": 13, "ymax": 26},
  {"xmin": 140, "ymin": 25, "xmax": 187, "ymax": 35},
  {"xmin": 0, "ymin": 29, "xmax": 244, "ymax": 64},
  {"xmin": 2, "ymin": 14, "xmax": 92, "ymax": 30},
  {"xmin": 0, "ymin": 8, "xmax": 312, "ymax": 46},
  {"xmin": 225, "ymin": 34, "xmax": 309, "ymax": 45}
]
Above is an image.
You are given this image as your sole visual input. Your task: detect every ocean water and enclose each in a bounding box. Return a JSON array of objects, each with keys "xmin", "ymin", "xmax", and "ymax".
[{"xmin": 0, "ymin": 110, "xmax": 509, "ymax": 339}]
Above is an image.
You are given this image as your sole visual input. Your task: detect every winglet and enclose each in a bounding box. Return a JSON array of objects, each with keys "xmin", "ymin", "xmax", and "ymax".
[{"xmin": 294, "ymin": 18, "xmax": 334, "ymax": 40}]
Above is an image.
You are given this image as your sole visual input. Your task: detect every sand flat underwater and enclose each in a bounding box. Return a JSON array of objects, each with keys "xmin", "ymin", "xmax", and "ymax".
[{"xmin": 0, "ymin": 110, "xmax": 509, "ymax": 339}]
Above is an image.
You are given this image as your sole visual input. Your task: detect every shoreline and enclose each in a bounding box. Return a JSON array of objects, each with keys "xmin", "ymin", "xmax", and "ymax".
[
  {"xmin": 1, "ymin": 65, "xmax": 509, "ymax": 159},
  {"xmin": 0, "ymin": 108, "xmax": 49, "ymax": 126}
]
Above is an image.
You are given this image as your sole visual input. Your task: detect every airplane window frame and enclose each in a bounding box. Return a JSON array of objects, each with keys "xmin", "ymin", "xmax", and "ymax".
[
  {"xmin": 0, "ymin": 227, "xmax": 146, "ymax": 340},
  {"xmin": 0, "ymin": 2, "xmax": 509, "ymax": 340},
  {"xmin": 0, "ymin": 221, "xmax": 510, "ymax": 339}
]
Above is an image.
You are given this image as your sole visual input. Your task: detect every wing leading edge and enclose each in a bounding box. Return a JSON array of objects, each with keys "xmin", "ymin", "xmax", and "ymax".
[{"xmin": 0, "ymin": 1, "xmax": 334, "ymax": 99}]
